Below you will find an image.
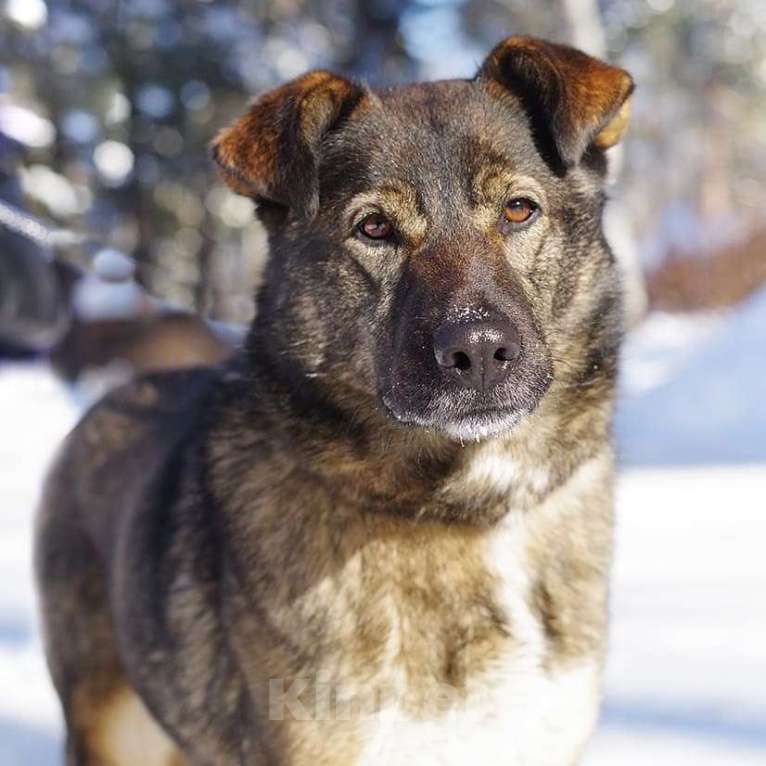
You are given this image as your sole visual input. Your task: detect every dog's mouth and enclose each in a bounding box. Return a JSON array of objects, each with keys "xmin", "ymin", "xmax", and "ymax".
[
  {"xmin": 409, "ymin": 408, "xmax": 525, "ymax": 442},
  {"xmin": 380, "ymin": 387, "xmax": 545, "ymax": 442}
]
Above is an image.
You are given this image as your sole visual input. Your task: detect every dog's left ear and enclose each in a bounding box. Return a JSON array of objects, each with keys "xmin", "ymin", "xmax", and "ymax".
[
  {"xmin": 211, "ymin": 71, "xmax": 365, "ymax": 219},
  {"xmin": 478, "ymin": 36, "xmax": 634, "ymax": 169}
]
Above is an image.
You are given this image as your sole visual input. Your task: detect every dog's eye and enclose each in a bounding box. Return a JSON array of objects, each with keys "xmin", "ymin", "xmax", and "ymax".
[
  {"xmin": 357, "ymin": 213, "xmax": 393, "ymax": 241},
  {"xmin": 501, "ymin": 198, "xmax": 539, "ymax": 228}
]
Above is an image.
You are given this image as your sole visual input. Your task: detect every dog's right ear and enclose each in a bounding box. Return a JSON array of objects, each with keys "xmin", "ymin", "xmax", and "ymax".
[{"xmin": 211, "ymin": 71, "xmax": 365, "ymax": 220}]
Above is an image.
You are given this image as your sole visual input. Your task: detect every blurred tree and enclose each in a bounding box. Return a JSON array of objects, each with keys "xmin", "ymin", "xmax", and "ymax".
[
  {"xmin": 1, "ymin": 0, "xmax": 764, "ymax": 324},
  {"xmin": 0, "ymin": 0, "xmax": 421, "ymax": 323}
]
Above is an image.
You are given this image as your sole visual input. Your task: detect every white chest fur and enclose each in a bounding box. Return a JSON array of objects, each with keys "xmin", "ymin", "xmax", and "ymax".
[
  {"xmin": 356, "ymin": 510, "xmax": 601, "ymax": 766},
  {"xmin": 357, "ymin": 661, "xmax": 598, "ymax": 766}
]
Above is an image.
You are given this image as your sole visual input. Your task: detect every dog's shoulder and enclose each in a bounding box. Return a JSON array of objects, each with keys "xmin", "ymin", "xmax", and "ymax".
[
  {"xmin": 66, "ymin": 365, "xmax": 220, "ymax": 473},
  {"xmin": 43, "ymin": 366, "xmax": 223, "ymax": 554}
]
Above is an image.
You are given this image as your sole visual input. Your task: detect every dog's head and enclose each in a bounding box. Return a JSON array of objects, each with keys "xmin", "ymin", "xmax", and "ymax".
[{"xmin": 213, "ymin": 37, "xmax": 633, "ymax": 442}]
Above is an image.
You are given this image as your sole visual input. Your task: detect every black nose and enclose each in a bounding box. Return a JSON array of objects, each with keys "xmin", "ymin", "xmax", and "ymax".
[{"xmin": 433, "ymin": 320, "xmax": 521, "ymax": 391}]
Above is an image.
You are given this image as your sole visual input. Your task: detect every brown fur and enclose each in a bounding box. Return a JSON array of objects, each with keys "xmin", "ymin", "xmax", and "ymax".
[
  {"xmin": 74, "ymin": 682, "xmax": 185, "ymax": 766},
  {"xmin": 213, "ymin": 70, "xmax": 366, "ymax": 215},
  {"xmin": 480, "ymin": 36, "xmax": 633, "ymax": 167},
  {"xmin": 50, "ymin": 312, "xmax": 233, "ymax": 383},
  {"xmin": 37, "ymin": 36, "xmax": 632, "ymax": 766}
]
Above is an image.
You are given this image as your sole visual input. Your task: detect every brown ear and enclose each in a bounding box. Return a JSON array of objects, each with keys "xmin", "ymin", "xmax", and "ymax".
[
  {"xmin": 211, "ymin": 71, "xmax": 365, "ymax": 218},
  {"xmin": 478, "ymin": 36, "xmax": 634, "ymax": 169}
]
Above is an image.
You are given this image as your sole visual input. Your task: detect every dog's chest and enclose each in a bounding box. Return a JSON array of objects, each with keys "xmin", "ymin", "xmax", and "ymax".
[
  {"xmin": 353, "ymin": 515, "xmax": 600, "ymax": 766},
  {"xmin": 356, "ymin": 661, "xmax": 597, "ymax": 766}
]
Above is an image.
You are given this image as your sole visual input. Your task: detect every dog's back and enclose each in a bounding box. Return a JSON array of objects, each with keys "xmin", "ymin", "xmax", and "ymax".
[{"xmin": 36, "ymin": 368, "xmax": 219, "ymax": 766}]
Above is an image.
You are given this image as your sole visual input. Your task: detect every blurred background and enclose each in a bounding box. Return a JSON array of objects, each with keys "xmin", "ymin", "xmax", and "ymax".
[{"xmin": 0, "ymin": 1, "xmax": 764, "ymax": 764}]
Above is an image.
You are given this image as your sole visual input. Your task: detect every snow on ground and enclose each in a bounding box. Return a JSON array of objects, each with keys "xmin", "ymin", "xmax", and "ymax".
[
  {"xmin": 1, "ymin": 292, "xmax": 765, "ymax": 764},
  {"xmin": 0, "ymin": 364, "xmax": 77, "ymax": 765},
  {"xmin": 616, "ymin": 289, "xmax": 766, "ymax": 466},
  {"xmin": 586, "ymin": 465, "xmax": 766, "ymax": 765}
]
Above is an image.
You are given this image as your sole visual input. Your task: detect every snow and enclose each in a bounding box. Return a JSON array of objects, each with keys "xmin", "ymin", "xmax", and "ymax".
[
  {"xmin": 587, "ymin": 465, "xmax": 766, "ymax": 765},
  {"xmin": 616, "ymin": 290, "xmax": 766, "ymax": 466},
  {"xmin": 0, "ymin": 364, "xmax": 77, "ymax": 765},
  {"xmin": 73, "ymin": 271, "xmax": 149, "ymax": 321},
  {"xmin": 1, "ymin": 292, "xmax": 765, "ymax": 764}
]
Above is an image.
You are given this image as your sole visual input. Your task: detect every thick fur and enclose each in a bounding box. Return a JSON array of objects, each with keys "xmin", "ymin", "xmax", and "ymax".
[{"xmin": 37, "ymin": 36, "xmax": 632, "ymax": 766}]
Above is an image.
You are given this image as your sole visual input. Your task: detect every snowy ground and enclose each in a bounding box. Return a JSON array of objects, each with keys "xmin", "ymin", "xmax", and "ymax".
[{"xmin": 1, "ymin": 297, "xmax": 765, "ymax": 764}]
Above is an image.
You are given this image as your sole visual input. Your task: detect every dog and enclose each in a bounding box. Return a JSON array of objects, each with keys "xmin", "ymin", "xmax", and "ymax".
[{"xmin": 36, "ymin": 35, "xmax": 633, "ymax": 766}]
